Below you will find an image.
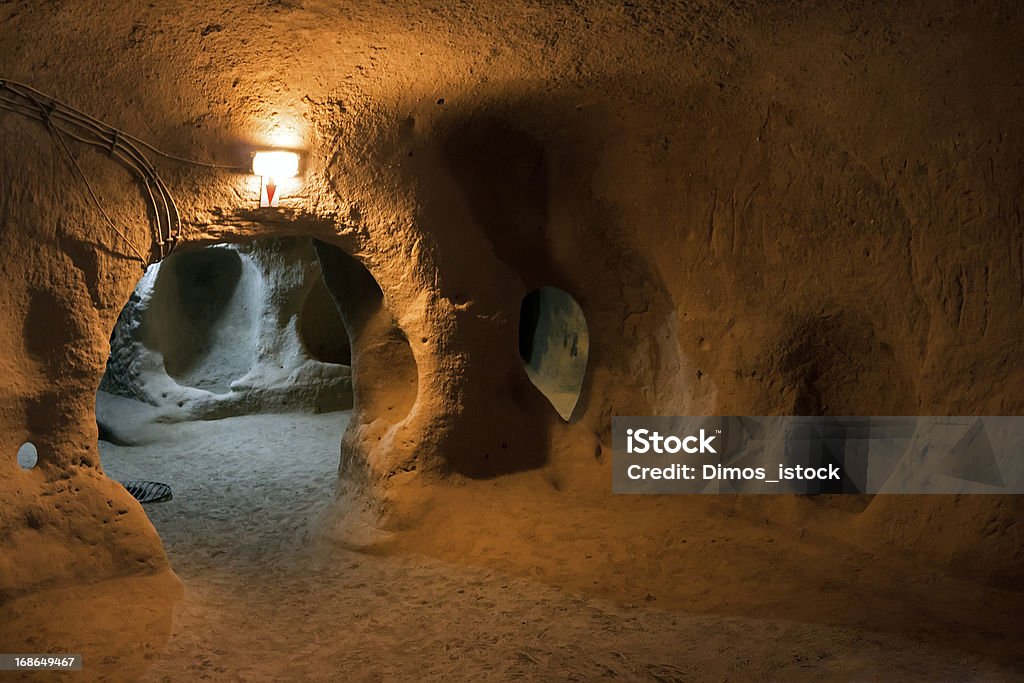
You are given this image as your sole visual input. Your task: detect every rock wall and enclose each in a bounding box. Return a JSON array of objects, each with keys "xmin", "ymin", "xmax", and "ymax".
[
  {"xmin": 99, "ymin": 237, "xmax": 352, "ymax": 423},
  {"xmin": 1, "ymin": 0, "xmax": 1022, "ymax": 598}
]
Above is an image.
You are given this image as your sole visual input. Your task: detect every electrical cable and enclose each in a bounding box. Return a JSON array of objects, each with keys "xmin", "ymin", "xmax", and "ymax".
[
  {"xmin": 17, "ymin": 88, "xmax": 151, "ymax": 263},
  {"xmin": 0, "ymin": 78, "xmax": 247, "ymax": 171},
  {"xmin": 0, "ymin": 78, "xmax": 247, "ymax": 264}
]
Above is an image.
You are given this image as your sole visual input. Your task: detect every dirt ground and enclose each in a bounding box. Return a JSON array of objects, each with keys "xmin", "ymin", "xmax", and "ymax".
[{"xmin": 2, "ymin": 404, "xmax": 1021, "ymax": 681}]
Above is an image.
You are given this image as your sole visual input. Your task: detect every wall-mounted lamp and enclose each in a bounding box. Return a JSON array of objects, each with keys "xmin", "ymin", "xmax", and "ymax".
[{"xmin": 252, "ymin": 150, "xmax": 301, "ymax": 208}]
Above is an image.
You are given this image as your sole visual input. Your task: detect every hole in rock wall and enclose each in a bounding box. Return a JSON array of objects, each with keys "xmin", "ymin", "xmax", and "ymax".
[
  {"xmin": 519, "ymin": 286, "xmax": 589, "ymax": 421},
  {"xmin": 17, "ymin": 442, "xmax": 38, "ymax": 469},
  {"xmin": 95, "ymin": 237, "xmax": 359, "ymax": 567}
]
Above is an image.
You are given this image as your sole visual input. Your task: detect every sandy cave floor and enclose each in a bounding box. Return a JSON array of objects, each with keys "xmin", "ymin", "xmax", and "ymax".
[{"xmin": 2, "ymin": 401, "xmax": 1022, "ymax": 681}]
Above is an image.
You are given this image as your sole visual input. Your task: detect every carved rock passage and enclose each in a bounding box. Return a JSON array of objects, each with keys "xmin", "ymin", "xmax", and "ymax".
[
  {"xmin": 1, "ymin": 0, "xmax": 1024, "ymax": 600},
  {"xmin": 99, "ymin": 237, "xmax": 353, "ymax": 422}
]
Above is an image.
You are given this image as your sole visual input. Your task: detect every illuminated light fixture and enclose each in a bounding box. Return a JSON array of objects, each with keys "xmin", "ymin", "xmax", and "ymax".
[
  {"xmin": 252, "ymin": 150, "xmax": 301, "ymax": 208},
  {"xmin": 252, "ymin": 150, "xmax": 299, "ymax": 178}
]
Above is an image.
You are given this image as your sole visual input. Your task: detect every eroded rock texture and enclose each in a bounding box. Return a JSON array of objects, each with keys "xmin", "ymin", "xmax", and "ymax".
[
  {"xmin": 99, "ymin": 237, "xmax": 352, "ymax": 424},
  {"xmin": 1, "ymin": 0, "xmax": 1022, "ymax": 600}
]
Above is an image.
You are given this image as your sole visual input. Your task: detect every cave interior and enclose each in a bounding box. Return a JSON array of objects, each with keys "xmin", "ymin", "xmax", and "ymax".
[{"xmin": 1, "ymin": 0, "xmax": 1023, "ymax": 680}]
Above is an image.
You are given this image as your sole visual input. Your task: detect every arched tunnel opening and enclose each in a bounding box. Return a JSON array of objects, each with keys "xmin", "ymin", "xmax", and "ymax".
[{"xmin": 95, "ymin": 236, "xmax": 391, "ymax": 571}]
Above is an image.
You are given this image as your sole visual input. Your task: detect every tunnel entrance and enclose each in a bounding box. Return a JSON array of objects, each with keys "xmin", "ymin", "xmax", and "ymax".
[
  {"xmin": 99, "ymin": 237, "xmax": 353, "ymax": 416},
  {"xmin": 518, "ymin": 286, "xmax": 589, "ymax": 421},
  {"xmin": 95, "ymin": 236, "xmax": 362, "ymax": 570}
]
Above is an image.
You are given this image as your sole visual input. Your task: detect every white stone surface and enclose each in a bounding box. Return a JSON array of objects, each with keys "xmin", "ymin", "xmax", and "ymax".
[{"xmin": 100, "ymin": 238, "xmax": 353, "ymax": 422}]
